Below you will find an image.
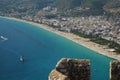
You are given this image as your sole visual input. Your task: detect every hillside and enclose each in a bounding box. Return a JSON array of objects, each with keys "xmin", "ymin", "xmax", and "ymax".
[
  {"xmin": 53, "ymin": 0, "xmax": 109, "ymax": 15},
  {"xmin": 104, "ymin": 0, "xmax": 120, "ymax": 13},
  {"xmin": 0, "ymin": 0, "xmax": 54, "ymax": 14},
  {"xmin": 54, "ymin": 0, "xmax": 108, "ymax": 10},
  {"xmin": 53, "ymin": 0, "xmax": 120, "ymax": 15},
  {"xmin": 81, "ymin": 0, "xmax": 108, "ymax": 9},
  {"xmin": 53, "ymin": 0, "xmax": 82, "ymax": 10},
  {"xmin": 0, "ymin": 0, "xmax": 119, "ymax": 17}
]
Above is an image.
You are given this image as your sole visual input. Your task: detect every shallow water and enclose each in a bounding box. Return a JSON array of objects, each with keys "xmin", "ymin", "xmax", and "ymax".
[{"xmin": 0, "ymin": 18, "xmax": 113, "ymax": 80}]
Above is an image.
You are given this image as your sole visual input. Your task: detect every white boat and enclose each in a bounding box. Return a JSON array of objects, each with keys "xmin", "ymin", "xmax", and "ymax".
[
  {"xmin": 0, "ymin": 36, "xmax": 8, "ymax": 41},
  {"xmin": 20, "ymin": 56, "xmax": 24, "ymax": 62}
]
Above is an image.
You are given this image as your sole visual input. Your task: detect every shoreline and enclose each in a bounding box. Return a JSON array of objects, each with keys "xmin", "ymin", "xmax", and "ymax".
[{"xmin": 1, "ymin": 16, "xmax": 120, "ymax": 61}]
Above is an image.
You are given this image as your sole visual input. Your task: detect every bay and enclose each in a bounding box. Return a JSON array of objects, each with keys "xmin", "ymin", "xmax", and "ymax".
[{"xmin": 0, "ymin": 17, "xmax": 113, "ymax": 80}]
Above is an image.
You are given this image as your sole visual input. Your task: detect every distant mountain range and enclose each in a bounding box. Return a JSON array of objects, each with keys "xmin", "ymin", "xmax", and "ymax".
[
  {"xmin": 54, "ymin": 0, "xmax": 107, "ymax": 10},
  {"xmin": 53, "ymin": 0, "xmax": 82, "ymax": 10},
  {"xmin": 54, "ymin": 0, "xmax": 120, "ymax": 13},
  {"xmin": 0, "ymin": 0, "xmax": 54, "ymax": 13},
  {"xmin": 104, "ymin": 0, "xmax": 120, "ymax": 13},
  {"xmin": 0, "ymin": 0, "xmax": 119, "ymax": 16}
]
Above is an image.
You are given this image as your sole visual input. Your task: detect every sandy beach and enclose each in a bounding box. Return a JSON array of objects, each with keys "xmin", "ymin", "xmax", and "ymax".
[{"xmin": 1, "ymin": 16, "xmax": 120, "ymax": 61}]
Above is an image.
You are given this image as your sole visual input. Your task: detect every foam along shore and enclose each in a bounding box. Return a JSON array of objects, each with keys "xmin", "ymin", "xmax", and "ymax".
[{"xmin": 1, "ymin": 16, "xmax": 120, "ymax": 61}]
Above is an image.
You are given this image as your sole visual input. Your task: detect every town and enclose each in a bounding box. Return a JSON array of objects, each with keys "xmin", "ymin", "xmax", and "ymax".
[{"xmin": 1, "ymin": 5, "xmax": 120, "ymax": 53}]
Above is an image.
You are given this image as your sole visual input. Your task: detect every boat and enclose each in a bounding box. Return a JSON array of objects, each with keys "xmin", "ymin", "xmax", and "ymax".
[
  {"xmin": 20, "ymin": 56, "xmax": 24, "ymax": 62},
  {"xmin": 0, "ymin": 36, "xmax": 8, "ymax": 41}
]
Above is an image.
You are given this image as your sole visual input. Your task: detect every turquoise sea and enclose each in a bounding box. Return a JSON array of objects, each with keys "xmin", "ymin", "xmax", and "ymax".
[{"xmin": 0, "ymin": 17, "xmax": 113, "ymax": 80}]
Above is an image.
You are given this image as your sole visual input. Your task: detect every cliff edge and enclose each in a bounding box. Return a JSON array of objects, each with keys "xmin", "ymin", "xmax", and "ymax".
[{"xmin": 49, "ymin": 58, "xmax": 90, "ymax": 80}]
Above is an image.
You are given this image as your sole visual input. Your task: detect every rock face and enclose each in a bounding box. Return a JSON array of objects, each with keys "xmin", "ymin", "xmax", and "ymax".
[
  {"xmin": 110, "ymin": 61, "xmax": 120, "ymax": 80},
  {"xmin": 49, "ymin": 58, "xmax": 90, "ymax": 80}
]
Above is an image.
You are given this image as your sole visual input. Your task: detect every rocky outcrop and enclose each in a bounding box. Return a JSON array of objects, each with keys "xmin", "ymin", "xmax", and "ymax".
[
  {"xmin": 49, "ymin": 58, "xmax": 90, "ymax": 80},
  {"xmin": 110, "ymin": 60, "xmax": 120, "ymax": 80}
]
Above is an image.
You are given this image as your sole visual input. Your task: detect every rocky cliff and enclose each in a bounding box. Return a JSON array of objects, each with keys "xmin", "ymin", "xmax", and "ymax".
[
  {"xmin": 49, "ymin": 58, "xmax": 90, "ymax": 80},
  {"xmin": 110, "ymin": 61, "xmax": 120, "ymax": 80}
]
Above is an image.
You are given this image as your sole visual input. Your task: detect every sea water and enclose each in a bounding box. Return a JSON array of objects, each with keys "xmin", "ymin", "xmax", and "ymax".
[{"xmin": 0, "ymin": 17, "xmax": 113, "ymax": 80}]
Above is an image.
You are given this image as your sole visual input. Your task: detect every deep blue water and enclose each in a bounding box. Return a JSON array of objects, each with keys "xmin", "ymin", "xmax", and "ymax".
[{"xmin": 0, "ymin": 17, "xmax": 113, "ymax": 80}]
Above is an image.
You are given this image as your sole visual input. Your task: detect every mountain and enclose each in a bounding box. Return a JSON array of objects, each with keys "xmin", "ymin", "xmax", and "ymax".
[
  {"xmin": 54, "ymin": 0, "xmax": 108, "ymax": 10},
  {"xmin": 0, "ymin": 0, "xmax": 119, "ymax": 17},
  {"xmin": 0, "ymin": 0, "xmax": 54, "ymax": 13},
  {"xmin": 53, "ymin": 0, "xmax": 82, "ymax": 11},
  {"xmin": 54, "ymin": 0, "xmax": 120, "ymax": 14},
  {"xmin": 104, "ymin": 0, "xmax": 120, "ymax": 13},
  {"xmin": 53, "ymin": 0, "xmax": 109, "ymax": 15},
  {"xmin": 81, "ymin": 0, "xmax": 108, "ymax": 9}
]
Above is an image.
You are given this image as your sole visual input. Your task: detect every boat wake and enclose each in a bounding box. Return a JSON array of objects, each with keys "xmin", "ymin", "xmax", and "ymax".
[{"xmin": 0, "ymin": 36, "xmax": 8, "ymax": 41}]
